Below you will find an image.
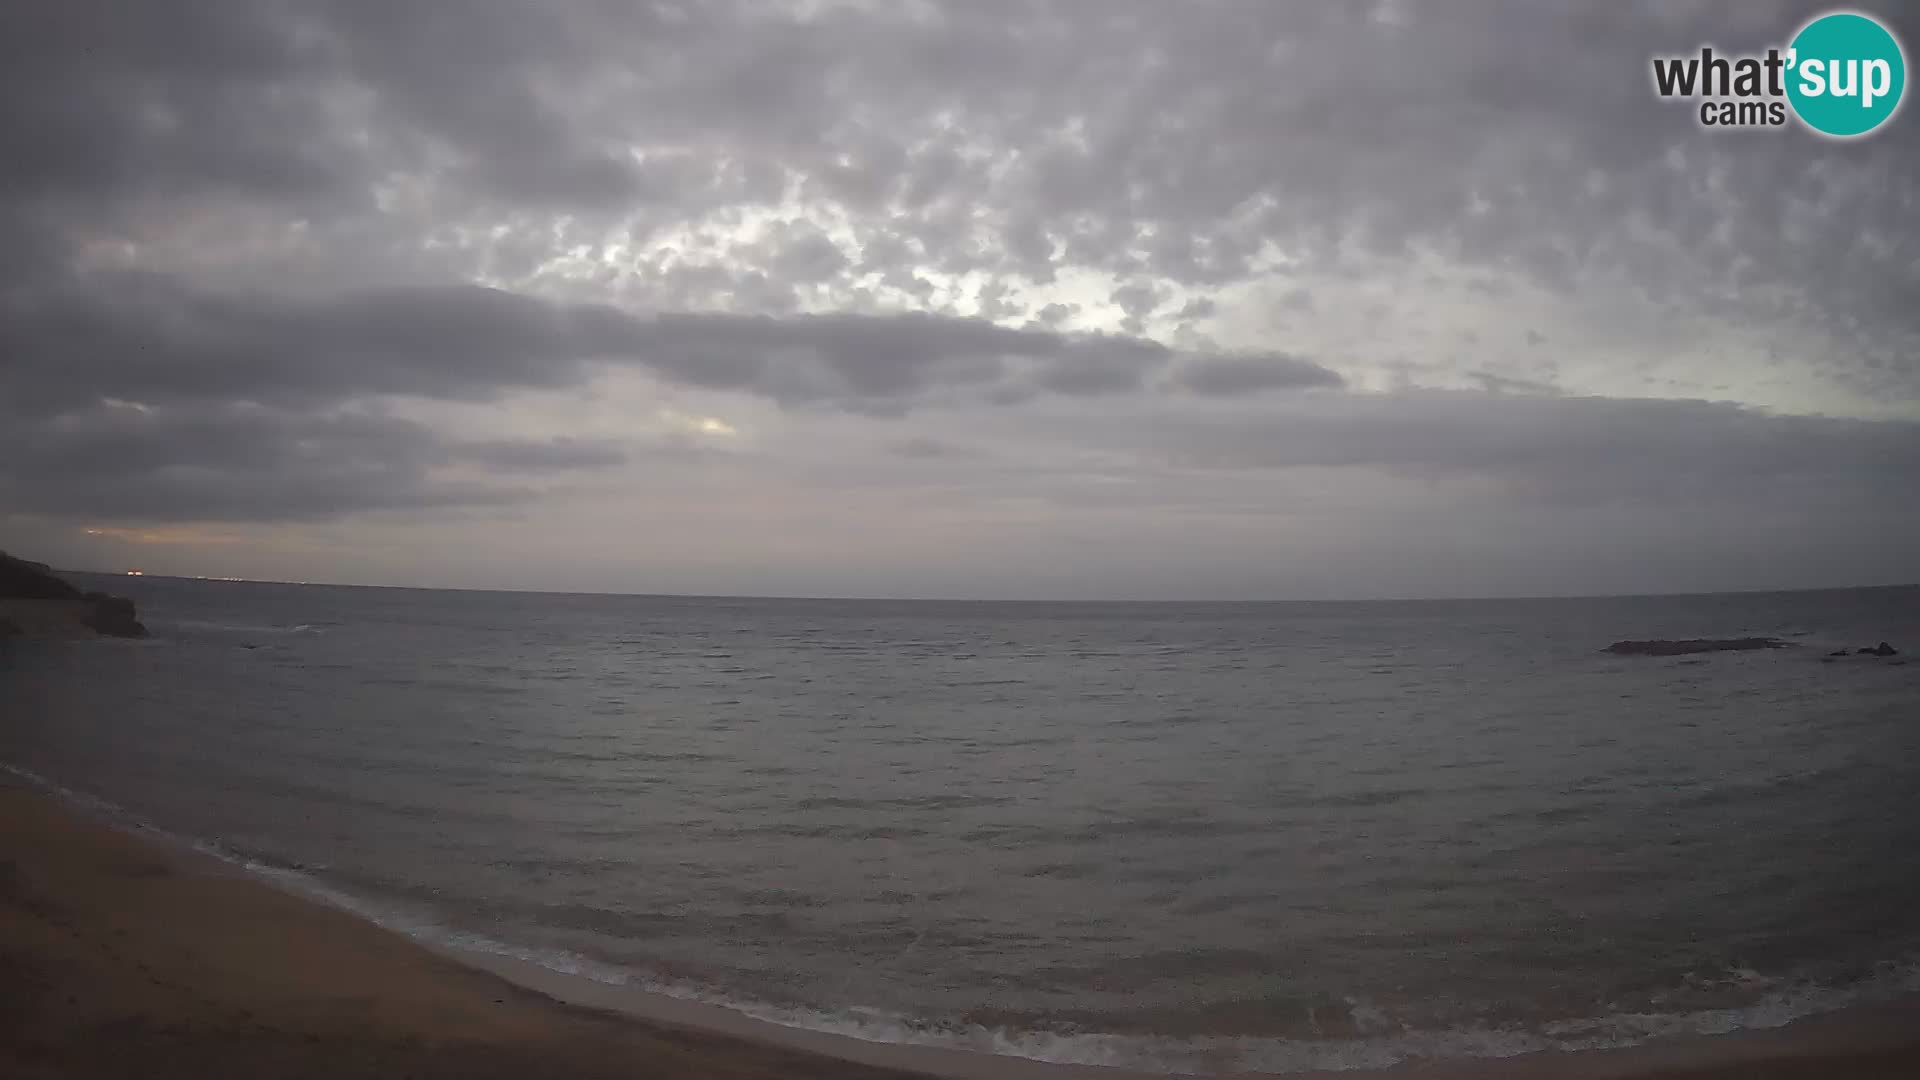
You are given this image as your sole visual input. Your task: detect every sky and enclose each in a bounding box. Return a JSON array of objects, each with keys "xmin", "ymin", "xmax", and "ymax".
[{"xmin": 1, "ymin": 0, "xmax": 1917, "ymax": 601}]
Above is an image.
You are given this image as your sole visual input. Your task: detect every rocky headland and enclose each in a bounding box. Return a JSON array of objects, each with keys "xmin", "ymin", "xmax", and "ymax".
[{"xmin": 0, "ymin": 550, "xmax": 147, "ymax": 639}]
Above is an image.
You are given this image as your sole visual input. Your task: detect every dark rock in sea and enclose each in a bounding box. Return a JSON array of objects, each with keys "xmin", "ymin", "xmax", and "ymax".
[
  {"xmin": 0, "ymin": 550, "xmax": 82, "ymax": 600},
  {"xmin": 1603, "ymin": 638, "xmax": 1792, "ymax": 657},
  {"xmin": 1829, "ymin": 649, "xmax": 1852, "ymax": 657},
  {"xmin": 1857, "ymin": 642, "xmax": 1899, "ymax": 656},
  {"xmin": 80, "ymin": 592, "xmax": 147, "ymax": 639}
]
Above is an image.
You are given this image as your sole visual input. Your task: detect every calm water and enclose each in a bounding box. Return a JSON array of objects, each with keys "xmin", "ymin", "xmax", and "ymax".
[{"xmin": 5, "ymin": 577, "xmax": 1920, "ymax": 1073}]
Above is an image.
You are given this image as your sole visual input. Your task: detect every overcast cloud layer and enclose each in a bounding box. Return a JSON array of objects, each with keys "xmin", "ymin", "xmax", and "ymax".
[{"xmin": 2, "ymin": 0, "xmax": 1916, "ymax": 598}]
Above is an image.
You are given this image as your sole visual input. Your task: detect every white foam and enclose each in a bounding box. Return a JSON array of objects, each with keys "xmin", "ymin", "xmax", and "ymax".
[
  {"xmin": 173, "ymin": 878, "xmax": 1920, "ymax": 1077},
  {"xmin": 6, "ymin": 760, "xmax": 1918, "ymax": 1076},
  {"xmin": 162, "ymin": 619, "xmax": 326, "ymax": 636}
]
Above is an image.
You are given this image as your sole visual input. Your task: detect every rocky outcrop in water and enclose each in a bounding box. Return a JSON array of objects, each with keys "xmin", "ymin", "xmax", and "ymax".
[
  {"xmin": 1603, "ymin": 638, "xmax": 1792, "ymax": 656},
  {"xmin": 0, "ymin": 551, "xmax": 147, "ymax": 639},
  {"xmin": 79, "ymin": 592, "xmax": 146, "ymax": 638},
  {"xmin": 1826, "ymin": 642, "xmax": 1902, "ymax": 659}
]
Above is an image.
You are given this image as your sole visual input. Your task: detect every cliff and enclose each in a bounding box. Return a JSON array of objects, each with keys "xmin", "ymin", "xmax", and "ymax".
[{"xmin": 0, "ymin": 551, "xmax": 148, "ymax": 639}]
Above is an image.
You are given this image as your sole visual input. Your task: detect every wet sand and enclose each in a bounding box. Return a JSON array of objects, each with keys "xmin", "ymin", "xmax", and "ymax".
[
  {"xmin": 3, "ymin": 776, "xmax": 1919, "ymax": 1080},
  {"xmin": 0, "ymin": 779, "xmax": 928, "ymax": 1080}
]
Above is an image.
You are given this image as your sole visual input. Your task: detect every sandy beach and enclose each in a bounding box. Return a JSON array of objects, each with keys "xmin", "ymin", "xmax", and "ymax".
[
  {"xmin": 2, "ymin": 776, "xmax": 1919, "ymax": 1080},
  {"xmin": 0, "ymin": 778, "xmax": 929, "ymax": 1080}
]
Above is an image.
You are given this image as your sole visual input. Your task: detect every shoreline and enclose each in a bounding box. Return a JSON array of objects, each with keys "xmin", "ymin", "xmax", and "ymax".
[
  {"xmin": 5, "ymin": 774, "xmax": 1920, "ymax": 1080},
  {"xmin": 0, "ymin": 774, "xmax": 929, "ymax": 1080}
]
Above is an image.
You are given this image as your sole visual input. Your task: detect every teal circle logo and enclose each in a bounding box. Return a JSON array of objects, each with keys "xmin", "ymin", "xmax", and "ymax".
[{"xmin": 1787, "ymin": 12, "xmax": 1906, "ymax": 137}]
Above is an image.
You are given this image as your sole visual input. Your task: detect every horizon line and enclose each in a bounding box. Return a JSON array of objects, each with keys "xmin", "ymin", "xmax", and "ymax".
[{"xmin": 58, "ymin": 568, "xmax": 1920, "ymax": 607}]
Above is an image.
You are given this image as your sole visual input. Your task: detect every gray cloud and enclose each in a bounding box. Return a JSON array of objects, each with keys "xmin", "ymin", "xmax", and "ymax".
[
  {"xmin": 1054, "ymin": 393, "xmax": 1920, "ymax": 513},
  {"xmin": 448, "ymin": 437, "xmax": 629, "ymax": 472},
  {"xmin": 1172, "ymin": 355, "xmax": 1348, "ymax": 396},
  {"xmin": 1468, "ymin": 370, "xmax": 1562, "ymax": 397},
  {"xmin": 0, "ymin": 1, "xmax": 1915, "ymax": 593},
  {"xmin": 0, "ymin": 3, "xmax": 353, "ymax": 208},
  {"xmin": 1, "ymin": 274, "xmax": 1245, "ymax": 419},
  {"xmin": 10, "ymin": 1, "xmax": 1913, "ymax": 350},
  {"xmin": 0, "ymin": 401, "xmax": 621, "ymax": 522},
  {"xmin": 886, "ymin": 436, "xmax": 986, "ymax": 460}
]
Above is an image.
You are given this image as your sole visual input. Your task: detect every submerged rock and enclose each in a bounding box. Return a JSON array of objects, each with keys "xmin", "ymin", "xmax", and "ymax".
[{"xmin": 1603, "ymin": 638, "xmax": 1792, "ymax": 657}]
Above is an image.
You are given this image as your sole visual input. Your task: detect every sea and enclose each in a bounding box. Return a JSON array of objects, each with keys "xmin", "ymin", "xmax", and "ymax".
[{"xmin": 4, "ymin": 575, "xmax": 1919, "ymax": 1075}]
